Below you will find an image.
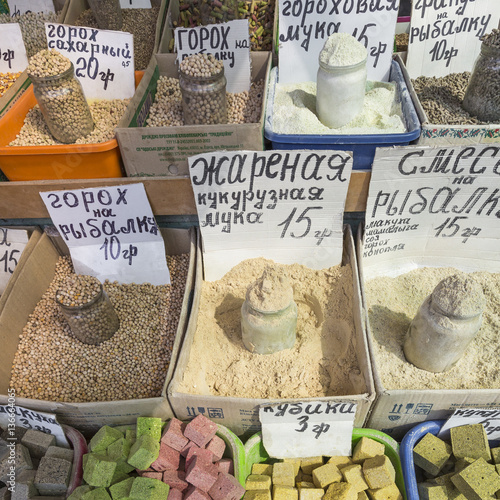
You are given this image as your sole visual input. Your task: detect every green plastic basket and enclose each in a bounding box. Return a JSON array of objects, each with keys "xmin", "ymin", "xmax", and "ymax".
[{"xmin": 242, "ymin": 428, "xmax": 407, "ymax": 499}]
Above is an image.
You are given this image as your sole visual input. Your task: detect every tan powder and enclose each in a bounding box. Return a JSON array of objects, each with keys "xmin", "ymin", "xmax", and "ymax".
[
  {"xmin": 178, "ymin": 258, "xmax": 365, "ymax": 399},
  {"xmin": 365, "ymin": 267, "xmax": 500, "ymax": 390}
]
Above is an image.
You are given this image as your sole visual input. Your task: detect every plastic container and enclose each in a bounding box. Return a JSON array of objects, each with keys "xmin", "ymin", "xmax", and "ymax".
[
  {"xmin": 463, "ymin": 42, "xmax": 500, "ymax": 123},
  {"xmin": 30, "ymin": 63, "xmax": 94, "ymax": 144},
  {"xmin": 400, "ymin": 420, "xmax": 446, "ymax": 500},
  {"xmin": 244, "ymin": 427, "xmax": 407, "ymax": 499},
  {"xmin": 0, "ymin": 72, "xmax": 143, "ymax": 181},
  {"xmin": 179, "ymin": 64, "xmax": 227, "ymax": 125},
  {"xmin": 264, "ymin": 59, "xmax": 421, "ymax": 170}
]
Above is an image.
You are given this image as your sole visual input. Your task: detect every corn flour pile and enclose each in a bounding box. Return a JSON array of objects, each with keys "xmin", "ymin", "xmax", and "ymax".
[
  {"xmin": 178, "ymin": 258, "xmax": 367, "ymax": 399},
  {"xmin": 365, "ymin": 267, "xmax": 500, "ymax": 390}
]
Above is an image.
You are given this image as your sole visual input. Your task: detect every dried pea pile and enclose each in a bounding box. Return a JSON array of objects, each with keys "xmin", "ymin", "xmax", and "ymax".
[
  {"xmin": 9, "ymin": 254, "xmax": 189, "ymax": 403},
  {"xmin": 146, "ymin": 75, "xmax": 264, "ymax": 127},
  {"xmin": 74, "ymin": 7, "xmax": 159, "ymax": 70},
  {"xmin": 0, "ymin": 11, "xmax": 59, "ymax": 58}
]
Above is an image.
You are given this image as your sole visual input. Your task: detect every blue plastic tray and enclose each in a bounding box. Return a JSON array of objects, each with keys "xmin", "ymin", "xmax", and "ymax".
[
  {"xmin": 400, "ymin": 420, "xmax": 446, "ymax": 500},
  {"xmin": 264, "ymin": 59, "xmax": 421, "ymax": 170}
]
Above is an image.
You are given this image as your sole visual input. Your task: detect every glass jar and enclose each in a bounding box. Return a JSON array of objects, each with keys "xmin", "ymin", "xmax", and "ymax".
[
  {"xmin": 462, "ymin": 43, "xmax": 500, "ymax": 122},
  {"xmin": 179, "ymin": 65, "xmax": 227, "ymax": 125},
  {"xmin": 87, "ymin": 0, "xmax": 123, "ymax": 31},
  {"xmin": 316, "ymin": 56, "xmax": 367, "ymax": 129},
  {"xmin": 56, "ymin": 282, "xmax": 120, "ymax": 345},
  {"xmin": 403, "ymin": 275, "xmax": 485, "ymax": 373},
  {"xmin": 241, "ymin": 299, "xmax": 298, "ymax": 355},
  {"xmin": 30, "ymin": 63, "xmax": 94, "ymax": 144}
]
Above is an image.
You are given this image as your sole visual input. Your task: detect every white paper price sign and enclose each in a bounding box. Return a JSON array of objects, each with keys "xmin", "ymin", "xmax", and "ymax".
[
  {"xmin": 175, "ymin": 19, "xmax": 251, "ymax": 93},
  {"xmin": 45, "ymin": 23, "xmax": 135, "ymax": 100},
  {"xmin": 0, "ymin": 24, "xmax": 28, "ymax": 73},
  {"xmin": 189, "ymin": 150, "xmax": 352, "ymax": 281},
  {"xmin": 406, "ymin": 0, "xmax": 500, "ymax": 78},
  {"xmin": 40, "ymin": 183, "xmax": 170, "ymax": 285},
  {"xmin": 363, "ymin": 145, "xmax": 500, "ymax": 278},
  {"xmin": 259, "ymin": 401, "xmax": 357, "ymax": 458},
  {"xmin": 438, "ymin": 408, "xmax": 500, "ymax": 441},
  {"xmin": 119, "ymin": 0, "xmax": 152, "ymax": 7},
  {"xmin": 0, "ymin": 404, "xmax": 70, "ymax": 448},
  {"xmin": 0, "ymin": 228, "xmax": 28, "ymax": 295},
  {"xmin": 7, "ymin": 0, "xmax": 55, "ymax": 15},
  {"xmin": 278, "ymin": 0, "xmax": 399, "ymax": 84}
]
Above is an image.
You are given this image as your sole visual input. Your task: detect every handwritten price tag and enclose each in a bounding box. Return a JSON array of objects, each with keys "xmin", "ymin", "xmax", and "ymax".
[
  {"xmin": 438, "ymin": 408, "xmax": 500, "ymax": 441},
  {"xmin": 7, "ymin": 0, "xmax": 54, "ymax": 15},
  {"xmin": 45, "ymin": 23, "xmax": 135, "ymax": 100},
  {"xmin": 188, "ymin": 150, "xmax": 352, "ymax": 281},
  {"xmin": 0, "ymin": 23, "xmax": 28, "ymax": 72},
  {"xmin": 0, "ymin": 404, "xmax": 70, "ymax": 447},
  {"xmin": 0, "ymin": 228, "xmax": 28, "ymax": 295},
  {"xmin": 259, "ymin": 401, "xmax": 356, "ymax": 458},
  {"xmin": 119, "ymin": 0, "xmax": 152, "ymax": 7},
  {"xmin": 40, "ymin": 183, "xmax": 170, "ymax": 285}
]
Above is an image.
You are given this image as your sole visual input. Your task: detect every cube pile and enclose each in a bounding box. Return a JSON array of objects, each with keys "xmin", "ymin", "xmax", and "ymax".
[
  {"xmin": 243, "ymin": 437, "xmax": 402, "ymax": 500},
  {"xmin": 414, "ymin": 423, "xmax": 500, "ymax": 500},
  {"xmin": 70, "ymin": 415, "xmax": 245, "ymax": 500},
  {"xmin": 0, "ymin": 426, "xmax": 74, "ymax": 499}
]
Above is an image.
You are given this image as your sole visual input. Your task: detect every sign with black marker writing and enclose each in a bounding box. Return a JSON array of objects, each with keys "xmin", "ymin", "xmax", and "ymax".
[
  {"xmin": 278, "ymin": 0, "xmax": 400, "ymax": 83},
  {"xmin": 175, "ymin": 19, "xmax": 251, "ymax": 93},
  {"xmin": 7, "ymin": 0, "xmax": 55, "ymax": 15},
  {"xmin": 0, "ymin": 404, "xmax": 70, "ymax": 448},
  {"xmin": 189, "ymin": 150, "xmax": 352, "ymax": 281},
  {"xmin": 0, "ymin": 228, "xmax": 28, "ymax": 295},
  {"xmin": 39, "ymin": 184, "xmax": 170, "ymax": 285},
  {"xmin": 438, "ymin": 407, "xmax": 500, "ymax": 441},
  {"xmin": 259, "ymin": 401, "xmax": 356, "ymax": 458},
  {"xmin": 363, "ymin": 144, "xmax": 500, "ymax": 278},
  {"xmin": 0, "ymin": 23, "xmax": 28, "ymax": 73},
  {"xmin": 119, "ymin": 0, "xmax": 152, "ymax": 7},
  {"xmin": 406, "ymin": 0, "xmax": 500, "ymax": 78},
  {"xmin": 45, "ymin": 23, "xmax": 135, "ymax": 100}
]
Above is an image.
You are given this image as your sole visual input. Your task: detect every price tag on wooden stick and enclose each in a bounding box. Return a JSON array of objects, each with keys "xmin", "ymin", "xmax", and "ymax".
[
  {"xmin": 40, "ymin": 183, "xmax": 170, "ymax": 285},
  {"xmin": 7, "ymin": 0, "xmax": 55, "ymax": 15},
  {"xmin": 119, "ymin": 0, "xmax": 152, "ymax": 7},
  {"xmin": 0, "ymin": 23, "xmax": 28, "ymax": 74},
  {"xmin": 0, "ymin": 228, "xmax": 28, "ymax": 294},
  {"xmin": 45, "ymin": 23, "xmax": 135, "ymax": 100},
  {"xmin": 188, "ymin": 150, "xmax": 353, "ymax": 281},
  {"xmin": 259, "ymin": 401, "xmax": 357, "ymax": 458}
]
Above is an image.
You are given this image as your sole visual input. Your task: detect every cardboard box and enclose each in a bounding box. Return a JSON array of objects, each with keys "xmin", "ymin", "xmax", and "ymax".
[
  {"xmin": 61, "ymin": 0, "xmax": 168, "ymax": 57},
  {"xmin": 356, "ymin": 227, "xmax": 500, "ymax": 441},
  {"xmin": 0, "ymin": 227, "xmax": 199, "ymax": 437},
  {"xmin": 397, "ymin": 53, "xmax": 500, "ymax": 146},
  {"xmin": 115, "ymin": 51, "xmax": 271, "ymax": 177},
  {"xmin": 167, "ymin": 225, "xmax": 376, "ymax": 439}
]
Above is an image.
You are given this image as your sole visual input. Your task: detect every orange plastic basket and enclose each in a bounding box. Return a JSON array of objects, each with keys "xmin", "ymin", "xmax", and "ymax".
[{"xmin": 0, "ymin": 72, "xmax": 143, "ymax": 181}]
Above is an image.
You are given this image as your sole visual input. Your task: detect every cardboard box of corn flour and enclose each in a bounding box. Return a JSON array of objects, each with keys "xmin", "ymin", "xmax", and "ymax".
[
  {"xmin": 0, "ymin": 226, "xmax": 199, "ymax": 437},
  {"xmin": 168, "ymin": 225, "xmax": 376, "ymax": 439},
  {"xmin": 115, "ymin": 52, "xmax": 271, "ymax": 177},
  {"xmin": 356, "ymin": 144, "xmax": 500, "ymax": 440}
]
